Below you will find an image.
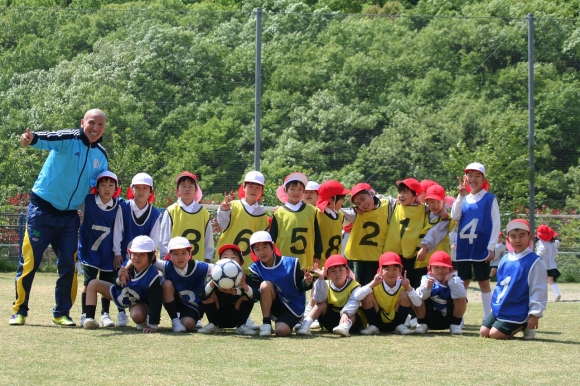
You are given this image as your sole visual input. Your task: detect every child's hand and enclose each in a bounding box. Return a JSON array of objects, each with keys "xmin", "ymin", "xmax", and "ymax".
[
  {"xmin": 220, "ymin": 191, "xmax": 235, "ymax": 211},
  {"xmin": 457, "ymin": 176, "xmax": 468, "ymax": 197},
  {"xmin": 113, "ymin": 255, "xmax": 123, "ymax": 270},
  {"xmin": 239, "ymin": 274, "xmax": 249, "ymax": 292},
  {"xmin": 20, "ymin": 128, "xmax": 33, "ymax": 147},
  {"xmin": 312, "ymin": 262, "xmax": 324, "ymax": 278},
  {"xmin": 439, "ymin": 206, "xmax": 449, "ymax": 220},
  {"xmin": 486, "ymin": 250, "xmax": 495, "ymax": 263},
  {"xmin": 527, "ymin": 315, "xmax": 539, "ymax": 330},
  {"xmin": 443, "ymin": 272, "xmax": 454, "ymax": 285},
  {"xmin": 427, "ymin": 276, "xmax": 435, "ymax": 290},
  {"xmin": 416, "ymin": 246, "xmax": 428, "ymax": 262},
  {"xmin": 271, "ymin": 205, "xmax": 280, "ymax": 213},
  {"xmin": 339, "ymin": 313, "xmax": 351, "ymax": 325},
  {"xmin": 118, "ymin": 267, "xmax": 129, "ymax": 286},
  {"xmin": 401, "ymin": 271, "xmax": 412, "ymax": 291},
  {"xmin": 370, "ymin": 274, "xmax": 383, "ymax": 288},
  {"xmin": 142, "ymin": 327, "xmax": 158, "ymax": 334}
]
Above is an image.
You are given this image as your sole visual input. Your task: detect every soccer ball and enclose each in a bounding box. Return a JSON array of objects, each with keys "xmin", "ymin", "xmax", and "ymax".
[{"xmin": 211, "ymin": 259, "xmax": 243, "ymax": 290}]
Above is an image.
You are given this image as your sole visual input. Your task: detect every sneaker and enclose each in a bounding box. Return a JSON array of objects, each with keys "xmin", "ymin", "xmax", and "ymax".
[
  {"xmin": 236, "ymin": 324, "xmax": 258, "ymax": 336},
  {"xmin": 523, "ymin": 327, "xmax": 536, "ymax": 340},
  {"xmin": 83, "ymin": 318, "xmax": 100, "ymax": 330},
  {"xmin": 394, "ymin": 324, "xmax": 413, "ymax": 335},
  {"xmin": 555, "ymin": 294, "xmax": 561, "ymax": 302},
  {"xmin": 116, "ymin": 312, "xmax": 129, "ymax": 327},
  {"xmin": 404, "ymin": 314, "xmax": 412, "ymax": 328},
  {"xmin": 310, "ymin": 320, "xmax": 321, "ymax": 330},
  {"xmin": 136, "ymin": 322, "xmax": 148, "ymax": 330},
  {"xmin": 198, "ymin": 322, "xmax": 219, "ymax": 334},
  {"xmin": 296, "ymin": 319, "xmax": 313, "ymax": 336},
  {"xmin": 259, "ymin": 323, "xmax": 273, "ymax": 337},
  {"xmin": 52, "ymin": 315, "xmax": 76, "ymax": 327},
  {"xmin": 195, "ymin": 320, "xmax": 203, "ymax": 330},
  {"xmin": 99, "ymin": 312, "xmax": 115, "ymax": 327},
  {"xmin": 246, "ymin": 317, "xmax": 260, "ymax": 330},
  {"xmin": 450, "ymin": 324, "xmax": 463, "ymax": 335},
  {"xmin": 172, "ymin": 319, "xmax": 187, "ymax": 333},
  {"xmin": 9, "ymin": 314, "xmax": 26, "ymax": 326},
  {"xmin": 332, "ymin": 320, "xmax": 353, "ymax": 337},
  {"xmin": 409, "ymin": 317, "xmax": 418, "ymax": 329},
  {"xmin": 80, "ymin": 313, "xmax": 86, "ymax": 328},
  {"xmin": 360, "ymin": 325, "xmax": 379, "ymax": 335},
  {"xmin": 414, "ymin": 323, "xmax": 428, "ymax": 334}
]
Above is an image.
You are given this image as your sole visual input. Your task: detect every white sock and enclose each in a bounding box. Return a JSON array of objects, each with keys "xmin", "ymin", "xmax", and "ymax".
[
  {"xmin": 482, "ymin": 291, "xmax": 492, "ymax": 318},
  {"xmin": 552, "ymin": 283, "xmax": 560, "ymax": 296},
  {"xmin": 303, "ymin": 316, "xmax": 314, "ymax": 324}
]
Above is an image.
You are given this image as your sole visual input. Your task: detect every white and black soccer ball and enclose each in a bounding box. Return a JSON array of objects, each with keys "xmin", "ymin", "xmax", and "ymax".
[{"xmin": 211, "ymin": 259, "xmax": 243, "ymax": 290}]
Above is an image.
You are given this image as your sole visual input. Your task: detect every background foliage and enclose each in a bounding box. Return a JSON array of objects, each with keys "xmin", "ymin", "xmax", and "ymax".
[{"xmin": 1, "ymin": 0, "xmax": 580, "ymax": 213}]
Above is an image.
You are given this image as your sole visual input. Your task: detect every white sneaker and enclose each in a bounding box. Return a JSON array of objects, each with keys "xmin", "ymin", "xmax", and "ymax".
[
  {"xmin": 555, "ymin": 294, "xmax": 561, "ymax": 302},
  {"xmin": 409, "ymin": 317, "xmax": 418, "ymax": 329},
  {"xmin": 360, "ymin": 325, "xmax": 379, "ymax": 335},
  {"xmin": 116, "ymin": 312, "xmax": 129, "ymax": 327},
  {"xmin": 83, "ymin": 318, "xmax": 99, "ymax": 330},
  {"xmin": 195, "ymin": 320, "xmax": 203, "ymax": 330},
  {"xmin": 332, "ymin": 320, "xmax": 353, "ymax": 337},
  {"xmin": 460, "ymin": 317, "xmax": 465, "ymax": 328},
  {"xmin": 395, "ymin": 324, "xmax": 413, "ymax": 335},
  {"xmin": 414, "ymin": 323, "xmax": 428, "ymax": 334},
  {"xmin": 259, "ymin": 324, "xmax": 272, "ymax": 337},
  {"xmin": 172, "ymin": 318, "xmax": 187, "ymax": 333},
  {"xmin": 523, "ymin": 327, "xmax": 536, "ymax": 340},
  {"xmin": 404, "ymin": 314, "xmax": 412, "ymax": 327},
  {"xmin": 310, "ymin": 320, "xmax": 321, "ymax": 330},
  {"xmin": 198, "ymin": 322, "xmax": 219, "ymax": 334},
  {"xmin": 136, "ymin": 322, "xmax": 148, "ymax": 330},
  {"xmin": 296, "ymin": 320, "xmax": 313, "ymax": 336},
  {"xmin": 246, "ymin": 317, "xmax": 260, "ymax": 330},
  {"xmin": 80, "ymin": 313, "xmax": 86, "ymax": 328},
  {"xmin": 99, "ymin": 312, "xmax": 115, "ymax": 327},
  {"xmin": 236, "ymin": 324, "xmax": 258, "ymax": 336},
  {"xmin": 450, "ymin": 324, "xmax": 463, "ymax": 335}
]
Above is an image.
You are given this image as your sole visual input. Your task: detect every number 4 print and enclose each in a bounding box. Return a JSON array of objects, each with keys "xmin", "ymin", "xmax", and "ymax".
[{"xmin": 459, "ymin": 219, "xmax": 478, "ymax": 244}]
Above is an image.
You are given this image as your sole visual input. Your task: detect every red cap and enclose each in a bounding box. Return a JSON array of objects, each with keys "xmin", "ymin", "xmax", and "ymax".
[
  {"xmin": 324, "ymin": 255, "xmax": 349, "ymax": 270},
  {"xmin": 175, "ymin": 172, "xmax": 202, "ymax": 202},
  {"xmin": 218, "ymin": 243, "xmax": 242, "ymax": 256},
  {"xmin": 396, "ymin": 178, "xmax": 422, "ymax": 195},
  {"xmin": 536, "ymin": 224, "xmax": 556, "ymax": 242},
  {"xmin": 429, "ymin": 251, "xmax": 453, "ymax": 268},
  {"xmin": 349, "ymin": 183, "xmax": 372, "ymax": 204},
  {"xmin": 425, "ymin": 184, "xmax": 446, "ymax": 201},
  {"xmin": 420, "ymin": 179, "xmax": 437, "ymax": 192},
  {"xmin": 316, "ymin": 180, "xmax": 350, "ymax": 211},
  {"xmin": 379, "ymin": 252, "xmax": 402, "ymax": 267}
]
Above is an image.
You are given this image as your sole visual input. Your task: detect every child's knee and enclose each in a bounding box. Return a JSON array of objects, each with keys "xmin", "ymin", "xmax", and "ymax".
[
  {"xmin": 480, "ymin": 326, "xmax": 491, "ymax": 338},
  {"xmin": 181, "ymin": 317, "xmax": 196, "ymax": 331},
  {"xmin": 275, "ymin": 323, "xmax": 292, "ymax": 337},
  {"xmin": 260, "ymin": 280, "xmax": 273, "ymax": 291},
  {"xmin": 399, "ymin": 291, "xmax": 411, "ymax": 307}
]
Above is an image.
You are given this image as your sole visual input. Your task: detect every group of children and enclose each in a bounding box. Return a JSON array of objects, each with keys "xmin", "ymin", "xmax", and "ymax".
[{"xmin": 18, "ymin": 161, "xmax": 555, "ymax": 340}]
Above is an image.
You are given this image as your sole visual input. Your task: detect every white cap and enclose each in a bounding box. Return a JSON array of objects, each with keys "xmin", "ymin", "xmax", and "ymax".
[
  {"xmin": 131, "ymin": 172, "xmax": 154, "ymax": 188},
  {"xmin": 96, "ymin": 170, "xmax": 119, "ymax": 185},
  {"xmin": 127, "ymin": 235, "xmax": 156, "ymax": 253},
  {"xmin": 464, "ymin": 162, "xmax": 486, "ymax": 178},
  {"xmin": 305, "ymin": 181, "xmax": 320, "ymax": 191},
  {"xmin": 167, "ymin": 236, "xmax": 192, "ymax": 252},
  {"xmin": 284, "ymin": 172, "xmax": 308, "ymax": 187},
  {"xmin": 249, "ymin": 231, "xmax": 273, "ymax": 246},
  {"xmin": 244, "ymin": 171, "xmax": 265, "ymax": 185}
]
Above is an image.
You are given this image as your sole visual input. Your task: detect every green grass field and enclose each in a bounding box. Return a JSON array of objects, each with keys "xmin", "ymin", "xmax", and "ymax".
[{"xmin": 1, "ymin": 273, "xmax": 578, "ymax": 385}]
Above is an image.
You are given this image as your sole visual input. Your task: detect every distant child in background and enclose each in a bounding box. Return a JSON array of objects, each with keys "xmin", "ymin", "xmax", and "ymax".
[
  {"xmin": 112, "ymin": 172, "xmax": 161, "ymax": 327},
  {"xmin": 490, "ymin": 232, "xmax": 507, "ymax": 278},
  {"xmin": 199, "ymin": 244, "xmax": 257, "ymax": 336},
  {"xmin": 83, "ymin": 236, "xmax": 163, "ymax": 333},
  {"xmin": 78, "ymin": 171, "xmax": 122, "ymax": 328},
  {"xmin": 270, "ymin": 172, "xmax": 323, "ymax": 271},
  {"xmin": 297, "ymin": 255, "xmax": 370, "ymax": 337},
  {"xmin": 413, "ymin": 251, "xmax": 467, "ymax": 335},
  {"xmin": 417, "ymin": 179, "xmax": 437, "ymax": 204},
  {"xmin": 536, "ymin": 225, "xmax": 562, "ymax": 302},
  {"xmin": 342, "ymin": 183, "xmax": 391, "ymax": 285},
  {"xmin": 449, "ymin": 226, "xmax": 458, "ymax": 269},
  {"xmin": 451, "ymin": 162, "xmax": 500, "ymax": 322},
  {"xmin": 216, "ymin": 171, "xmax": 270, "ymax": 273},
  {"xmin": 303, "ymin": 181, "xmax": 320, "ymax": 206},
  {"xmin": 383, "ymin": 178, "xmax": 427, "ymax": 288},
  {"xmin": 480, "ymin": 219, "xmax": 547, "ymax": 340},
  {"xmin": 246, "ymin": 231, "xmax": 313, "ymax": 337},
  {"xmin": 358, "ymin": 252, "xmax": 422, "ymax": 335},
  {"xmin": 416, "ymin": 184, "xmax": 455, "ymax": 288},
  {"xmin": 160, "ymin": 172, "xmax": 214, "ymax": 263}
]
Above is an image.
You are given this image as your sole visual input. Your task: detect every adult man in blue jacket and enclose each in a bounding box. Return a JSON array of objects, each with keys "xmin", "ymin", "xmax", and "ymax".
[{"xmin": 10, "ymin": 109, "xmax": 109, "ymax": 326}]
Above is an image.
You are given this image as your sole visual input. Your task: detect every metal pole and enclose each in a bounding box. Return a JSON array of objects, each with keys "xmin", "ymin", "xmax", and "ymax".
[
  {"xmin": 254, "ymin": 8, "xmax": 262, "ymax": 171},
  {"xmin": 528, "ymin": 13, "xmax": 535, "ymax": 233}
]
